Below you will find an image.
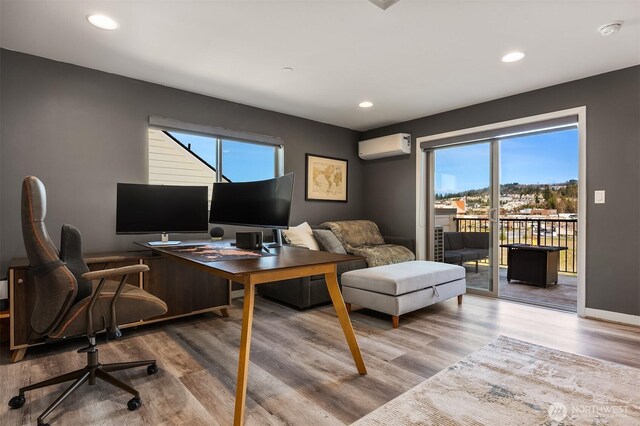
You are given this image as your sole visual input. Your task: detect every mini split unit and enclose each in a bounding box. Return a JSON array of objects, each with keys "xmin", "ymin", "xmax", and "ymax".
[{"xmin": 358, "ymin": 133, "xmax": 411, "ymax": 160}]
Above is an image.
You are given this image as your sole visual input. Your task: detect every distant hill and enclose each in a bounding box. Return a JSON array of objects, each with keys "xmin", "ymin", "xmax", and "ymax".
[{"xmin": 436, "ymin": 180, "xmax": 578, "ymax": 213}]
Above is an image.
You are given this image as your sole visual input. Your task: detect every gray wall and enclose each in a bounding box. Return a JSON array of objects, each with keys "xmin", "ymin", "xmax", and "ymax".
[
  {"xmin": 0, "ymin": 49, "xmax": 364, "ymax": 273},
  {"xmin": 361, "ymin": 66, "xmax": 640, "ymax": 316}
]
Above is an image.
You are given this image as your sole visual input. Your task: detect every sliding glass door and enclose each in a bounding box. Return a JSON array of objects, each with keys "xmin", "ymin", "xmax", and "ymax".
[
  {"xmin": 426, "ymin": 126, "xmax": 579, "ymax": 308},
  {"xmin": 430, "ymin": 141, "xmax": 499, "ymax": 295}
]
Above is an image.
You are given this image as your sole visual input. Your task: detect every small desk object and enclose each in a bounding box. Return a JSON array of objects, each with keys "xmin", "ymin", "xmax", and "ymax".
[
  {"xmin": 137, "ymin": 241, "xmax": 367, "ymax": 426},
  {"xmin": 500, "ymin": 244, "xmax": 568, "ymax": 288}
]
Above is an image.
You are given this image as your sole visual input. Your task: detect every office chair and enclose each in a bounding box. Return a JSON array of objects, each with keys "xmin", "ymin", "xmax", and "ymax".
[{"xmin": 8, "ymin": 176, "xmax": 168, "ymax": 425}]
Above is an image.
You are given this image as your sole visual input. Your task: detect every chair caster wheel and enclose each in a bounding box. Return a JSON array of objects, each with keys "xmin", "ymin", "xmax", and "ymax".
[
  {"xmin": 127, "ymin": 397, "xmax": 142, "ymax": 411},
  {"xmin": 106, "ymin": 326, "xmax": 122, "ymax": 341},
  {"xmin": 8, "ymin": 395, "xmax": 25, "ymax": 409},
  {"xmin": 147, "ymin": 363, "xmax": 158, "ymax": 375}
]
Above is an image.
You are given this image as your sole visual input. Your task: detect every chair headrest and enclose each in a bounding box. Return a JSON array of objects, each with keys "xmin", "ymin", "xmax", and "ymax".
[{"xmin": 22, "ymin": 176, "xmax": 47, "ymax": 222}]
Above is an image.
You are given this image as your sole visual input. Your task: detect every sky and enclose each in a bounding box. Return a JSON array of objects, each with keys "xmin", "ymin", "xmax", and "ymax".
[
  {"xmin": 169, "ymin": 131, "xmax": 276, "ymax": 182},
  {"xmin": 435, "ymin": 128, "xmax": 578, "ymax": 194}
]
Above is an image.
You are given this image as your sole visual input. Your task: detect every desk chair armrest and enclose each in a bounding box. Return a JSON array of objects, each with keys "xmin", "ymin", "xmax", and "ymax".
[
  {"xmin": 82, "ymin": 264, "xmax": 150, "ymax": 338},
  {"xmin": 82, "ymin": 264, "xmax": 149, "ymax": 281}
]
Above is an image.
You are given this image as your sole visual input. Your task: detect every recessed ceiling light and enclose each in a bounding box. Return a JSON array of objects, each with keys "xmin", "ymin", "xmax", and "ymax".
[
  {"xmin": 282, "ymin": 67, "xmax": 294, "ymax": 72},
  {"xmin": 87, "ymin": 14, "xmax": 119, "ymax": 30},
  {"xmin": 598, "ymin": 21, "xmax": 623, "ymax": 36},
  {"xmin": 359, "ymin": 101, "xmax": 374, "ymax": 108},
  {"xmin": 501, "ymin": 51, "xmax": 525, "ymax": 63}
]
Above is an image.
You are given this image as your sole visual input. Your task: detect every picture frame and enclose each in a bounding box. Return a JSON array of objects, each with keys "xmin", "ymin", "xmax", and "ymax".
[{"xmin": 305, "ymin": 154, "xmax": 348, "ymax": 202}]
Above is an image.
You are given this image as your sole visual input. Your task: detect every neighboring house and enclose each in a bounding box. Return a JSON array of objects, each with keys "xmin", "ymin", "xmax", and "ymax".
[{"xmin": 148, "ymin": 128, "xmax": 226, "ymax": 206}]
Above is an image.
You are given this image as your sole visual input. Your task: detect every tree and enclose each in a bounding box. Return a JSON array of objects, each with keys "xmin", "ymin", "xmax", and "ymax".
[{"xmin": 543, "ymin": 186, "xmax": 557, "ymax": 209}]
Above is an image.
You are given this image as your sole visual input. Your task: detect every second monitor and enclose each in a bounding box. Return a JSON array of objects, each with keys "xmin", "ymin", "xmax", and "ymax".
[{"xmin": 209, "ymin": 173, "xmax": 294, "ymax": 246}]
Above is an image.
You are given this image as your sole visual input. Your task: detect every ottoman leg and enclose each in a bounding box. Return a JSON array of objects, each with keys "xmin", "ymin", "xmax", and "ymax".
[
  {"xmin": 458, "ymin": 295, "xmax": 463, "ymax": 305},
  {"xmin": 345, "ymin": 303, "xmax": 352, "ymax": 313},
  {"xmin": 392, "ymin": 315, "xmax": 399, "ymax": 329}
]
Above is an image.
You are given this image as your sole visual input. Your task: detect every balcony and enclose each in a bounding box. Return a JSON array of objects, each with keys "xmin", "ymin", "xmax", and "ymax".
[{"xmin": 449, "ymin": 217, "xmax": 577, "ymax": 311}]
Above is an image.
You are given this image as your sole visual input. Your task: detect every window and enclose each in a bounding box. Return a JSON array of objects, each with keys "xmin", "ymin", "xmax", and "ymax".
[
  {"xmin": 148, "ymin": 127, "xmax": 283, "ymax": 204},
  {"xmin": 221, "ymin": 139, "xmax": 277, "ymax": 182}
]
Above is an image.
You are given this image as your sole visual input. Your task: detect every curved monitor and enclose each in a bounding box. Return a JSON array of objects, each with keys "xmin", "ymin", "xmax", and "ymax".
[
  {"xmin": 209, "ymin": 173, "xmax": 294, "ymax": 229},
  {"xmin": 116, "ymin": 183, "xmax": 209, "ymax": 234}
]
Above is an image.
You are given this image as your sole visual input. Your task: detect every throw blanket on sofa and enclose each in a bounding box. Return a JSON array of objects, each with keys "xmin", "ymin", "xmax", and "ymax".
[{"xmin": 320, "ymin": 220, "xmax": 415, "ymax": 267}]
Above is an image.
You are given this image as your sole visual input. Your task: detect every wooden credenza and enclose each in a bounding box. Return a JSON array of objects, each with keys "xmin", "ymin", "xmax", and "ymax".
[{"xmin": 7, "ymin": 251, "xmax": 230, "ymax": 362}]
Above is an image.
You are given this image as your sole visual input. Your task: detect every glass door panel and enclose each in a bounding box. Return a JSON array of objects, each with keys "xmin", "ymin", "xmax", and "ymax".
[
  {"xmin": 432, "ymin": 142, "xmax": 497, "ymax": 294},
  {"xmin": 497, "ymin": 128, "xmax": 579, "ymax": 310}
]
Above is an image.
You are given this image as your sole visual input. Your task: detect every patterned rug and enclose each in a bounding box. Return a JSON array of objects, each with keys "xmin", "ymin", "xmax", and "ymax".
[{"xmin": 353, "ymin": 336, "xmax": 639, "ymax": 425}]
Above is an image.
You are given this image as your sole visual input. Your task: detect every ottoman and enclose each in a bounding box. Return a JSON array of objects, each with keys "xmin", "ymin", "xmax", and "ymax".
[{"xmin": 341, "ymin": 260, "xmax": 466, "ymax": 328}]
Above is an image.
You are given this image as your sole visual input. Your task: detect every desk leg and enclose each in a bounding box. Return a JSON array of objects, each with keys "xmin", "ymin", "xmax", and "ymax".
[
  {"xmin": 324, "ymin": 271, "xmax": 367, "ymax": 375},
  {"xmin": 233, "ymin": 283, "xmax": 255, "ymax": 426},
  {"xmin": 10, "ymin": 348, "xmax": 27, "ymax": 363}
]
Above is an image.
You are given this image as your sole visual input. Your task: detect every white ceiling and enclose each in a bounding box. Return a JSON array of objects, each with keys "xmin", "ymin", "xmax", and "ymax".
[{"xmin": 1, "ymin": 1, "xmax": 639, "ymax": 131}]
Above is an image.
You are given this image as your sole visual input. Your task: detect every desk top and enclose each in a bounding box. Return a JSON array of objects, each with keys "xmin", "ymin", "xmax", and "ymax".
[
  {"xmin": 500, "ymin": 243, "xmax": 568, "ymax": 252},
  {"xmin": 136, "ymin": 240, "xmax": 362, "ymax": 276}
]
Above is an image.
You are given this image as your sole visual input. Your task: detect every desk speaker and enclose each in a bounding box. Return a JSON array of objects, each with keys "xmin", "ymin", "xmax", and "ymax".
[
  {"xmin": 210, "ymin": 226, "xmax": 224, "ymax": 240},
  {"xmin": 236, "ymin": 232, "xmax": 262, "ymax": 250}
]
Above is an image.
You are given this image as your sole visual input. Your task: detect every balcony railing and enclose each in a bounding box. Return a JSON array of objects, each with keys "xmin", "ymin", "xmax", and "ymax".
[{"xmin": 454, "ymin": 217, "xmax": 578, "ymax": 273}]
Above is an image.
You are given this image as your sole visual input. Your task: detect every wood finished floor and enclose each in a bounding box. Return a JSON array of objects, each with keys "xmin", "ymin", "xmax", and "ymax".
[{"xmin": 1, "ymin": 294, "xmax": 639, "ymax": 425}]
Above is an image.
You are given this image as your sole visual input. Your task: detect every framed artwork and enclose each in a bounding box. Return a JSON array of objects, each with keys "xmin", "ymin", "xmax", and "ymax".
[{"xmin": 305, "ymin": 154, "xmax": 348, "ymax": 202}]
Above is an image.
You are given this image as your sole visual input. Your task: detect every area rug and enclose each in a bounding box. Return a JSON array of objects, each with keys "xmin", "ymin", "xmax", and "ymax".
[{"xmin": 353, "ymin": 336, "xmax": 639, "ymax": 425}]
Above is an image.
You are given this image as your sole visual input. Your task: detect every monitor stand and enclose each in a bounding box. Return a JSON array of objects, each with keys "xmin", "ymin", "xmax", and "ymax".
[
  {"xmin": 267, "ymin": 229, "xmax": 283, "ymax": 248},
  {"xmin": 148, "ymin": 233, "xmax": 181, "ymax": 246}
]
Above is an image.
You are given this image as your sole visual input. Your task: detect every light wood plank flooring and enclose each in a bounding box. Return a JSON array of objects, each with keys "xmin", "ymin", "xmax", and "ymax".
[{"xmin": 1, "ymin": 294, "xmax": 638, "ymax": 425}]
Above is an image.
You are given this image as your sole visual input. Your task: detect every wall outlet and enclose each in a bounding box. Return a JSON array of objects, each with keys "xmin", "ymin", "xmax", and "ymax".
[
  {"xmin": 594, "ymin": 190, "xmax": 606, "ymax": 204},
  {"xmin": 0, "ymin": 280, "xmax": 7, "ymax": 300}
]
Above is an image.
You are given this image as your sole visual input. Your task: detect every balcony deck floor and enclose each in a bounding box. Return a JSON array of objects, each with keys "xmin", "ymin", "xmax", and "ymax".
[{"xmin": 464, "ymin": 263, "xmax": 577, "ymax": 312}]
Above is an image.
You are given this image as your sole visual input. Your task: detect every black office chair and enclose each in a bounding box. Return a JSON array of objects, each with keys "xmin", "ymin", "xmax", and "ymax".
[{"xmin": 8, "ymin": 176, "xmax": 168, "ymax": 425}]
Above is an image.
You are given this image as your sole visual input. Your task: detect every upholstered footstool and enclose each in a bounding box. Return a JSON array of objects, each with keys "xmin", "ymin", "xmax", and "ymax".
[{"xmin": 341, "ymin": 260, "xmax": 466, "ymax": 328}]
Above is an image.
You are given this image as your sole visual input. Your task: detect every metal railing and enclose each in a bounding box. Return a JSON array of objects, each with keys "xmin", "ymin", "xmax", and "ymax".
[{"xmin": 454, "ymin": 217, "xmax": 578, "ymax": 273}]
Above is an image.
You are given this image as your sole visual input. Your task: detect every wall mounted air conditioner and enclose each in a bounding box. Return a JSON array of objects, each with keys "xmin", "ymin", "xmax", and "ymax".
[{"xmin": 358, "ymin": 133, "xmax": 411, "ymax": 160}]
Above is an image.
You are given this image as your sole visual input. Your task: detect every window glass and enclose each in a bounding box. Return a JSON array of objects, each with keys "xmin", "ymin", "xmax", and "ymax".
[
  {"xmin": 149, "ymin": 129, "xmax": 279, "ymax": 188},
  {"xmin": 167, "ymin": 131, "xmax": 217, "ymax": 170},
  {"xmin": 221, "ymin": 140, "xmax": 277, "ymax": 182}
]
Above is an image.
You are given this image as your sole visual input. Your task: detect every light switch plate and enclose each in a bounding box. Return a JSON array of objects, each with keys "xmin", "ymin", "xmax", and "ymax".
[{"xmin": 594, "ymin": 190, "xmax": 605, "ymax": 204}]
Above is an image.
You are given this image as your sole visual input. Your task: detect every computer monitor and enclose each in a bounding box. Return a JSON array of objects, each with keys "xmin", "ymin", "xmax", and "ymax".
[
  {"xmin": 116, "ymin": 183, "xmax": 209, "ymax": 245},
  {"xmin": 209, "ymin": 173, "xmax": 294, "ymax": 235}
]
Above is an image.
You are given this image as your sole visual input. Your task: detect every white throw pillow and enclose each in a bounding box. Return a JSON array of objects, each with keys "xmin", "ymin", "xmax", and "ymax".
[{"xmin": 282, "ymin": 222, "xmax": 320, "ymax": 250}]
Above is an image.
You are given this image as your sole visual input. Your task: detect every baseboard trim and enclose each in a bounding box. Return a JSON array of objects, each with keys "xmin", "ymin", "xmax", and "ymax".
[{"xmin": 584, "ymin": 308, "xmax": 640, "ymax": 326}]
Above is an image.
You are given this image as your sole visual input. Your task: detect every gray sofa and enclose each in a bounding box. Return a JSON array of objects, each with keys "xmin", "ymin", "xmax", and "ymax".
[
  {"xmin": 257, "ymin": 221, "xmax": 415, "ymax": 309},
  {"xmin": 444, "ymin": 232, "xmax": 489, "ymax": 272}
]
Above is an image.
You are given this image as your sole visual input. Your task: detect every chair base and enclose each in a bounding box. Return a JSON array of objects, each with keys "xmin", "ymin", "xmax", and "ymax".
[{"xmin": 8, "ymin": 347, "xmax": 157, "ymax": 425}]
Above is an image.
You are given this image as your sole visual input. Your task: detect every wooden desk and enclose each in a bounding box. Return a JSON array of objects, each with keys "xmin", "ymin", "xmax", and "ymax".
[
  {"xmin": 137, "ymin": 242, "xmax": 367, "ymax": 426},
  {"xmin": 501, "ymin": 244, "xmax": 568, "ymax": 288}
]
